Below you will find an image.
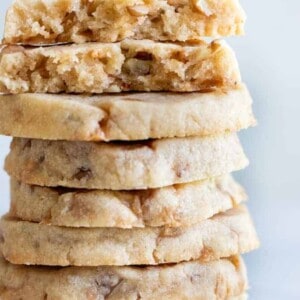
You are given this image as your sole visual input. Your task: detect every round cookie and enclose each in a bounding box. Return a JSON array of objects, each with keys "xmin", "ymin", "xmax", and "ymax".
[
  {"xmin": 5, "ymin": 134, "xmax": 248, "ymax": 190},
  {"xmin": 0, "ymin": 85, "xmax": 255, "ymax": 141},
  {"xmin": 0, "ymin": 206, "xmax": 259, "ymax": 267},
  {"xmin": 0, "ymin": 255, "xmax": 247, "ymax": 300},
  {"xmin": 9, "ymin": 175, "xmax": 247, "ymax": 228},
  {"xmin": 0, "ymin": 40, "xmax": 240, "ymax": 94}
]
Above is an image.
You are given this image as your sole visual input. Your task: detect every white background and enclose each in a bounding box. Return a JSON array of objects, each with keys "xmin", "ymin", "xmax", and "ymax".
[{"xmin": 0, "ymin": 1, "xmax": 300, "ymax": 299}]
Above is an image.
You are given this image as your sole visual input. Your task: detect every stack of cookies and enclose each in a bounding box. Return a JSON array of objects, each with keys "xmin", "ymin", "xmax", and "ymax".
[{"xmin": 0, "ymin": 0, "xmax": 259, "ymax": 299}]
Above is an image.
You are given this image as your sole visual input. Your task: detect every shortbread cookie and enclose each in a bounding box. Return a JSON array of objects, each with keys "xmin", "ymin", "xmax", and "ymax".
[
  {"xmin": 0, "ymin": 85, "xmax": 255, "ymax": 141},
  {"xmin": 0, "ymin": 206, "xmax": 259, "ymax": 266},
  {"xmin": 0, "ymin": 40, "xmax": 241, "ymax": 94},
  {"xmin": 3, "ymin": 0, "xmax": 246, "ymax": 45},
  {"xmin": 0, "ymin": 255, "xmax": 247, "ymax": 300},
  {"xmin": 5, "ymin": 134, "xmax": 248, "ymax": 190},
  {"xmin": 9, "ymin": 175, "xmax": 246, "ymax": 228}
]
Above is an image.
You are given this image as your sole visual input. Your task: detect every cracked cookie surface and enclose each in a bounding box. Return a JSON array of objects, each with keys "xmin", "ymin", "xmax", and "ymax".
[
  {"xmin": 0, "ymin": 84, "xmax": 255, "ymax": 141},
  {"xmin": 0, "ymin": 40, "xmax": 240, "ymax": 94},
  {"xmin": 5, "ymin": 134, "xmax": 248, "ymax": 190},
  {"xmin": 0, "ymin": 206, "xmax": 259, "ymax": 266},
  {"xmin": 9, "ymin": 175, "xmax": 246, "ymax": 228},
  {"xmin": 3, "ymin": 0, "xmax": 246, "ymax": 44}
]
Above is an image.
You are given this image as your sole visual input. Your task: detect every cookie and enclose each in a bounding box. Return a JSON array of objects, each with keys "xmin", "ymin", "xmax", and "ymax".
[
  {"xmin": 0, "ymin": 84, "xmax": 255, "ymax": 141},
  {"xmin": 0, "ymin": 40, "xmax": 240, "ymax": 94},
  {"xmin": 5, "ymin": 134, "xmax": 248, "ymax": 190},
  {"xmin": 0, "ymin": 255, "xmax": 247, "ymax": 300},
  {"xmin": 0, "ymin": 206, "xmax": 259, "ymax": 266},
  {"xmin": 3, "ymin": 0, "xmax": 246, "ymax": 44},
  {"xmin": 9, "ymin": 175, "xmax": 246, "ymax": 228}
]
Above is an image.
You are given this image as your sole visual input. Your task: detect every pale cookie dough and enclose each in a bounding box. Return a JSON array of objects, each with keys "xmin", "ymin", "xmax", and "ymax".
[
  {"xmin": 0, "ymin": 39, "xmax": 241, "ymax": 94},
  {"xmin": 0, "ymin": 84, "xmax": 256, "ymax": 141},
  {"xmin": 9, "ymin": 175, "xmax": 247, "ymax": 228},
  {"xmin": 3, "ymin": 0, "xmax": 246, "ymax": 44},
  {"xmin": 0, "ymin": 255, "xmax": 247, "ymax": 300},
  {"xmin": 0, "ymin": 206, "xmax": 259, "ymax": 266},
  {"xmin": 5, "ymin": 134, "xmax": 248, "ymax": 190}
]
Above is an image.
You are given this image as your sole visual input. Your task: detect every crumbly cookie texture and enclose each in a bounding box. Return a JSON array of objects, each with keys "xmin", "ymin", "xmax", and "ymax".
[
  {"xmin": 5, "ymin": 134, "xmax": 248, "ymax": 190},
  {"xmin": 9, "ymin": 175, "xmax": 246, "ymax": 228},
  {"xmin": 0, "ymin": 40, "xmax": 241, "ymax": 94},
  {"xmin": 0, "ymin": 255, "xmax": 247, "ymax": 300},
  {"xmin": 3, "ymin": 0, "xmax": 246, "ymax": 44},
  {"xmin": 0, "ymin": 84, "xmax": 256, "ymax": 141},
  {"xmin": 0, "ymin": 205, "xmax": 259, "ymax": 266}
]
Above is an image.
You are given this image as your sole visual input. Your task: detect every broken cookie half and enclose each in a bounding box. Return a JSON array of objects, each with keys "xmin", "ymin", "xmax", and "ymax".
[{"xmin": 3, "ymin": 0, "xmax": 246, "ymax": 45}]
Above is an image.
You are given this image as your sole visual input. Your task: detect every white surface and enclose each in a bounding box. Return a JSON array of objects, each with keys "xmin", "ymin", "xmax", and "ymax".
[{"xmin": 0, "ymin": 0, "xmax": 300, "ymax": 299}]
